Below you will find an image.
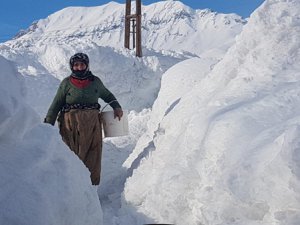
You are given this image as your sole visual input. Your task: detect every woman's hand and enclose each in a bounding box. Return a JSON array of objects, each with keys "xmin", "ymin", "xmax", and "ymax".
[{"xmin": 114, "ymin": 108, "xmax": 123, "ymax": 121}]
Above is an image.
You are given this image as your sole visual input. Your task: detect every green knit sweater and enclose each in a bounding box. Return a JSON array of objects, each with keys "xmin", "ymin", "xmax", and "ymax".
[{"xmin": 45, "ymin": 74, "xmax": 121, "ymax": 125}]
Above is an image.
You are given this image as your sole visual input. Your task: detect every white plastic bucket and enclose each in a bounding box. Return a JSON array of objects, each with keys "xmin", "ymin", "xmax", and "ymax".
[{"xmin": 101, "ymin": 110, "xmax": 129, "ymax": 138}]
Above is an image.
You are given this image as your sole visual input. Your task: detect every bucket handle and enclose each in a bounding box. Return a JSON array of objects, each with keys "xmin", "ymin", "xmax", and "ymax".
[{"xmin": 100, "ymin": 100, "xmax": 118, "ymax": 113}]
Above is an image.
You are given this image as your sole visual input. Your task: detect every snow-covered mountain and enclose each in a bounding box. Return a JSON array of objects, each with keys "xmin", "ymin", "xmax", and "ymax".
[{"xmin": 8, "ymin": 1, "xmax": 244, "ymax": 56}]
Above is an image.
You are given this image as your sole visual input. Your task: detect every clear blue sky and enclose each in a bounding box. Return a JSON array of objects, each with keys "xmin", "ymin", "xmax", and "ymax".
[{"xmin": 0, "ymin": 0, "xmax": 265, "ymax": 43}]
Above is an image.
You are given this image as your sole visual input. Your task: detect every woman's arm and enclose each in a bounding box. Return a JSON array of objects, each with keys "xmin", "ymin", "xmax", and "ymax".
[{"xmin": 44, "ymin": 80, "xmax": 67, "ymax": 125}]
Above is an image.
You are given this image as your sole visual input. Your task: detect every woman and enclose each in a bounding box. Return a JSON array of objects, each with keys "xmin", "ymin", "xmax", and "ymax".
[{"xmin": 44, "ymin": 52, "xmax": 123, "ymax": 185}]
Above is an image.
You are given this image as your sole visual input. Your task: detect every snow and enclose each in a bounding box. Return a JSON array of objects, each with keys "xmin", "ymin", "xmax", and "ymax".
[
  {"xmin": 0, "ymin": 56, "xmax": 103, "ymax": 225},
  {"xmin": 8, "ymin": 1, "xmax": 244, "ymax": 57},
  {"xmin": 1, "ymin": 0, "xmax": 300, "ymax": 225},
  {"xmin": 122, "ymin": 0, "xmax": 300, "ymax": 224},
  {"xmin": 0, "ymin": 0, "xmax": 244, "ymax": 115}
]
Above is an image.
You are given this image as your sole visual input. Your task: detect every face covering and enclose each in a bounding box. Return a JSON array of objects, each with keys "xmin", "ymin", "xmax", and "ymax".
[{"xmin": 72, "ymin": 70, "xmax": 90, "ymax": 79}]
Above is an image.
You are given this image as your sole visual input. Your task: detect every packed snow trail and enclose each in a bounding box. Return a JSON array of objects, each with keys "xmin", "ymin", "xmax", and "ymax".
[
  {"xmin": 98, "ymin": 109, "xmax": 155, "ymax": 225},
  {"xmin": 98, "ymin": 141, "xmax": 130, "ymax": 224}
]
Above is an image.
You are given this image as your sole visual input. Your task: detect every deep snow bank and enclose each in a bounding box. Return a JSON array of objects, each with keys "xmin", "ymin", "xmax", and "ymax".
[
  {"xmin": 122, "ymin": 0, "xmax": 300, "ymax": 224},
  {"xmin": 0, "ymin": 56, "xmax": 103, "ymax": 225}
]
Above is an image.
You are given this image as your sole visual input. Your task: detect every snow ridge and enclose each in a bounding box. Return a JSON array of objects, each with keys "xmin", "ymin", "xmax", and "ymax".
[{"xmin": 122, "ymin": 0, "xmax": 300, "ymax": 224}]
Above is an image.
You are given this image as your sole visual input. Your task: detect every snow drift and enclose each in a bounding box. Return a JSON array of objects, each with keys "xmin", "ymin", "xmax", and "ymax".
[
  {"xmin": 123, "ymin": 0, "xmax": 300, "ymax": 224},
  {"xmin": 0, "ymin": 56, "xmax": 103, "ymax": 225}
]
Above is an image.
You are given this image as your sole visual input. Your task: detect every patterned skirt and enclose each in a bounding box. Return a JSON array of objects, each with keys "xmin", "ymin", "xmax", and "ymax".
[{"xmin": 58, "ymin": 109, "xmax": 102, "ymax": 185}]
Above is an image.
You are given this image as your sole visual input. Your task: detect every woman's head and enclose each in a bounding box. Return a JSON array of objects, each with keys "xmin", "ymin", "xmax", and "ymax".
[
  {"xmin": 69, "ymin": 53, "xmax": 90, "ymax": 79},
  {"xmin": 70, "ymin": 53, "xmax": 89, "ymax": 70}
]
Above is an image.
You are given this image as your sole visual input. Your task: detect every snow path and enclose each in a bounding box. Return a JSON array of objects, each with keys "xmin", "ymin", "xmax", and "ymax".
[
  {"xmin": 97, "ymin": 110, "xmax": 152, "ymax": 225},
  {"xmin": 99, "ymin": 142, "xmax": 130, "ymax": 225}
]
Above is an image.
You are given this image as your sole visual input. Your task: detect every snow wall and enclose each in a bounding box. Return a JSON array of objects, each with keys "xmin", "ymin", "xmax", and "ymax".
[
  {"xmin": 122, "ymin": 0, "xmax": 300, "ymax": 224},
  {"xmin": 0, "ymin": 55, "xmax": 103, "ymax": 225}
]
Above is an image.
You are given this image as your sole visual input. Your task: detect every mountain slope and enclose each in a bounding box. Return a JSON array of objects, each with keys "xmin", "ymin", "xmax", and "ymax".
[{"xmin": 9, "ymin": 1, "xmax": 245, "ymax": 57}]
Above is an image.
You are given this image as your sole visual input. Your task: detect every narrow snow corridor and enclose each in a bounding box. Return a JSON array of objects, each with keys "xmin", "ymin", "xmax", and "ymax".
[
  {"xmin": 97, "ymin": 109, "xmax": 153, "ymax": 225},
  {"xmin": 98, "ymin": 140, "xmax": 131, "ymax": 224}
]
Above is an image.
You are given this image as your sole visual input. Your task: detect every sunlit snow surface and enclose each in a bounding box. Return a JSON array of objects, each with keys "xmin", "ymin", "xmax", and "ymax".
[
  {"xmin": 1, "ymin": 0, "xmax": 300, "ymax": 225},
  {"xmin": 0, "ymin": 56, "xmax": 103, "ymax": 225},
  {"xmin": 123, "ymin": 0, "xmax": 300, "ymax": 224}
]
